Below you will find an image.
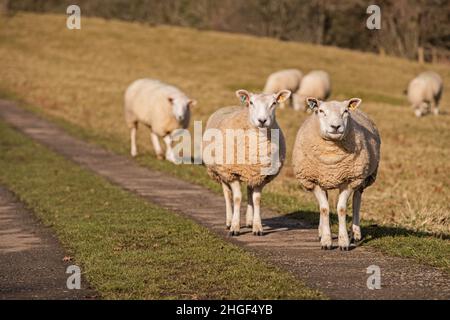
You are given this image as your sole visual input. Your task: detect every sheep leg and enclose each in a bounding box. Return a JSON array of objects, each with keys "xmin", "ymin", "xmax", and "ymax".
[
  {"xmin": 351, "ymin": 189, "xmax": 362, "ymax": 242},
  {"xmin": 130, "ymin": 123, "xmax": 138, "ymax": 157},
  {"xmin": 252, "ymin": 186, "xmax": 263, "ymax": 236},
  {"xmin": 318, "ymin": 190, "xmax": 329, "ymax": 240},
  {"xmin": 163, "ymin": 135, "xmax": 176, "ymax": 163},
  {"xmin": 246, "ymin": 186, "xmax": 254, "ymax": 227},
  {"xmin": 150, "ymin": 132, "xmax": 164, "ymax": 160},
  {"xmin": 222, "ymin": 182, "xmax": 233, "ymax": 229},
  {"xmin": 313, "ymin": 186, "xmax": 332, "ymax": 249},
  {"xmin": 229, "ymin": 181, "xmax": 242, "ymax": 236},
  {"xmin": 431, "ymin": 99, "xmax": 439, "ymax": 116},
  {"xmin": 337, "ymin": 188, "xmax": 352, "ymax": 251}
]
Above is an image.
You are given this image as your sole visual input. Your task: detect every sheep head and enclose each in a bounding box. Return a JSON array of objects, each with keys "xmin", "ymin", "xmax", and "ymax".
[
  {"xmin": 236, "ymin": 89, "xmax": 291, "ymax": 128},
  {"xmin": 168, "ymin": 97, "xmax": 197, "ymax": 122},
  {"xmin": 306, "ymin": 97, "xmax": 362, "ymax": 141}
]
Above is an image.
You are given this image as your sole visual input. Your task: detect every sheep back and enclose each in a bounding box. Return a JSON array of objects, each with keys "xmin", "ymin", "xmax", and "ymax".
[
  {"xmin": 124, "ymin": 79, "xmax": 190, "ymax": 137},
  {"xmin": 407, "ymin": 71, "xmax": 443, "ymax": 106},
  {"xmin": 264, "ymin": 69, "xmax": 303, "ymax": 94},
  {"xmin": 297, "ymin": 70, "xmax": 331, "ymax": 101}
]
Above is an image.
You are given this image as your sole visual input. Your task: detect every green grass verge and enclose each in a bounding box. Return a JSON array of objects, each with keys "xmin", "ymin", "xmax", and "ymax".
[{"xmin": 0, "ymin": 119, "xmax": 322, "ymax": 299}]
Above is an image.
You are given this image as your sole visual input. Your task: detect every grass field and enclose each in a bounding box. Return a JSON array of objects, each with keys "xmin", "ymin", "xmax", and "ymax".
[
  {"xmin": 0, "ymin": 119, "xmax": 321, "ymax": 299},
  {"xmin": 0, "ymin": 13, "xmax": 449, "ymax": 269}
]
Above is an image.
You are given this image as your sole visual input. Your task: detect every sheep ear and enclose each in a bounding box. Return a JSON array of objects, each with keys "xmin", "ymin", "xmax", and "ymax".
[
  {"xmin": 188, "ymin": 100, "xmax": 197, "ymax": 108},
  {"xmin": 348, "ymin": 98, "xmax": 362, "ymax": 110},
  {"xmin": 306, "ymin": 97, "xmax": 320, "ymax": 110},
  {"xmin": 236, "ymin": 90, "xmax": 250, "ymax": 107},
  {"xmin": 276, "ymin": 90, "xmax": 291, "ymax": 104}
]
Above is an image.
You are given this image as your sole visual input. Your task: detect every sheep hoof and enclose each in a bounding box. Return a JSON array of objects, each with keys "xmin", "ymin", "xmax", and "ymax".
[
  {"xmin": 321, "ymin": 245, "xmax": 332, "ymax": 250},
  {"xmin": 226, "ymin": 225, "xmax": 231, "ymax": 230},
  {"xmin": 339, "ymin": 246, "xmax": 350, "ymax": 251},
  {"xmin": 229, "ymin": 230, "xmax": 240, "ymax": 237},
  {"xmin": 351, "ymin": 226, "xmax": 362, "ymax": 243},
  {"xmin": 253, "ymin": 231, "xmax": 264, "ymax": 236}
]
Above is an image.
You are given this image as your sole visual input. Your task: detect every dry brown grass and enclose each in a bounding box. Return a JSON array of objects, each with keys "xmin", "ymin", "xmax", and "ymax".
[{"xmin": 1, "ymin": 13, "xmax": 449, "ymax": 235}]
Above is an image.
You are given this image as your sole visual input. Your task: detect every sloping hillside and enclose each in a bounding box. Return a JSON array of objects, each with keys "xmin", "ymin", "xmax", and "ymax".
[{"xmin": 0, "ymin": 13, "xmax": 449, "ymax": 234}]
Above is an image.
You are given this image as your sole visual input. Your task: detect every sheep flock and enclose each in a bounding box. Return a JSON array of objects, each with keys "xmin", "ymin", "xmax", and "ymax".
[{"xmin": 124, "ymin": 69, "xmax": 443, "ymax": 250}]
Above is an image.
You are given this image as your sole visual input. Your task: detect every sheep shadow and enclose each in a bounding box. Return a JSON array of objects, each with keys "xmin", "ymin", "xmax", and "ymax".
[
  {"xmin": 282, "ymin": 210, "xmax": 450, "ymax": 244},
  {"xmin": 260, "ymin": 209, "xmax": 318, "ymax": 235},
  {"xmin": 358, "ymin": 224, "xmax": 450, "ymax": 244}
]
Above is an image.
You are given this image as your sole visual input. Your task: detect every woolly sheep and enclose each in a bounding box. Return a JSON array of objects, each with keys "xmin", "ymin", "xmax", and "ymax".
[
  {"xmin": 293, "ymin": 70, "xmax": 331, "ymax": 111},
  {"xmin": 292, "ymin": 98, "xmax": 380, "ymax": 250},
  {"xmin": 203, "ymin": 89, "xmax": 291, "ymax": 236},
  {"xmin": 124, "ymin": 79, "xmax": 196, "ymax": 162},
  {"xmin": 406, "ymin": 71, "xmax": 443, "ymax": 117},
  {"xmin": 263, "ymin": 69, "xmax": 302, "ymax": 109}
]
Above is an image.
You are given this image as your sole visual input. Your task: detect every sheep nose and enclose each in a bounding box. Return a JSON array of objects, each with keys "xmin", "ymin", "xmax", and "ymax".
[
  {"xmin": 330, "ymin": 125, "xmax": 341, "ymax": 132},
  {"xmin": 258, "ymin": 118, "xmax": 267, "ymax": 126}
]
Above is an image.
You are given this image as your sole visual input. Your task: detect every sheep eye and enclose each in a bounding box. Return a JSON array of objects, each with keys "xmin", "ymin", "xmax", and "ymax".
[{"xmin": 319, "ymin": 109, "xmax": 325, "ymax": 114}]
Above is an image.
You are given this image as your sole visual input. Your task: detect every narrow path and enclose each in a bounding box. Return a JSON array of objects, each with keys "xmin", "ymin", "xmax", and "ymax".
[
  {"xmin": 0, "ymin": 100, "xmax": 448, "ymax": 299},
  {"xmin": 0, "ymin": 185, "xmax": 96, "ymax": 299}
]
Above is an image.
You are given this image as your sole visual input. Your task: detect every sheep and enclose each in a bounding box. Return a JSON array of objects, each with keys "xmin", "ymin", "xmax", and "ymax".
[
  {"xmin": 292, "ymin": 97, "xmax": 380, "ymax": 250},
  {"xmin": 263, "ymin": 69, "xmax": 302, "ymax": 109},
  {"xmin": 406, "ymin": 71, "xmax": 443, "ymax": 117},
  {"xmin": 124, "ymin": 79, "xmax": 196, "ymax": 162},
  {"xmin": 203, "ymin": 89, "xmax": 291, "ymax": 236},
  {"xmin": 293, "ymin": 70, "xmax": 331, "ymax": 111}
]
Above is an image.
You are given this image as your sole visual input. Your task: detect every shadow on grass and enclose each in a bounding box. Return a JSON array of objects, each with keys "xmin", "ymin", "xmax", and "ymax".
[{"xmin": 359, "ymin": 224, "xmax": 450, "ymax": 244}]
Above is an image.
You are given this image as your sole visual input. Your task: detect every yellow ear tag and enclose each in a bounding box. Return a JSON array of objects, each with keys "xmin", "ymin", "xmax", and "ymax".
[{"xmin": 349, "ymin": 101, "xmax": 357, "ymax": 110}]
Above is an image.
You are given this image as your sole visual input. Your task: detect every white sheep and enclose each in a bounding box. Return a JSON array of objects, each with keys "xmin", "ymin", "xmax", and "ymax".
[
  {"xmin": 203, "ymin": 89, "xmax": 291, "ymax": 236},
  {"xmin": 406, "ymin": 71, "xmax": 443, "ymax": 117},
  {"xmin": 293, "ymin": 70, "xmax": 331, "ymax": 111},
  {"xmin": 263, "ymin": 69, "xmax": 302, "ymax": 109},
  {"xmin": 292, "ymin": 98, "xmax": 380, "ymax": 250},
  {"xmin": 124, "ymin": 79, "xmax": 196, "ymax": 162}
]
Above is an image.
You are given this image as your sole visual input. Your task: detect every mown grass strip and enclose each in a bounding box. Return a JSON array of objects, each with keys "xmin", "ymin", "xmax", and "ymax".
[{"xmin": 0, "ymin": 120, "xmax": 322, "ymax": 299}]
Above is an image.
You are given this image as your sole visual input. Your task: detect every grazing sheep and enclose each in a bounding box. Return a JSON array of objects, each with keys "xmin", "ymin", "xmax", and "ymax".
[
  {"xmin": 292, "ymin": 98, "xmax": 380, "ymax": 250},
  {"xmin": 406, "ymin": 71, "xmax": 443, "ymax": 117},
  {"xmin": 124, "ymin": 79, "xmax": 196, "ymax": 162},
  {"xmin": 263, "ymin": 69, "xmax": 302, "ymax": 109},
  {"xmin": 293, "ymin": 70, "xmax": 331, "ymax": 111},
  {"xmin": 203, "ymin": 90, "xmax": 291, "ymax": 236}
]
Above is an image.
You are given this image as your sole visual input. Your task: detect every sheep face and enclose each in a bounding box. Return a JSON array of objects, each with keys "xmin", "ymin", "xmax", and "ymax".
[
  {"xmin": 168, "ymin": 97, "xmax": 196, "ymax": 122},
  {"xmin": 236, "ymin": 90, "xmax": 291, "ymax": 128},
  {"xmin": 414, "ymin": 101, "xmax": 430, "ymax": 117},
  {"xmin": 306, "ymin": 97, "xmax": 362, "ymax": 141}
]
